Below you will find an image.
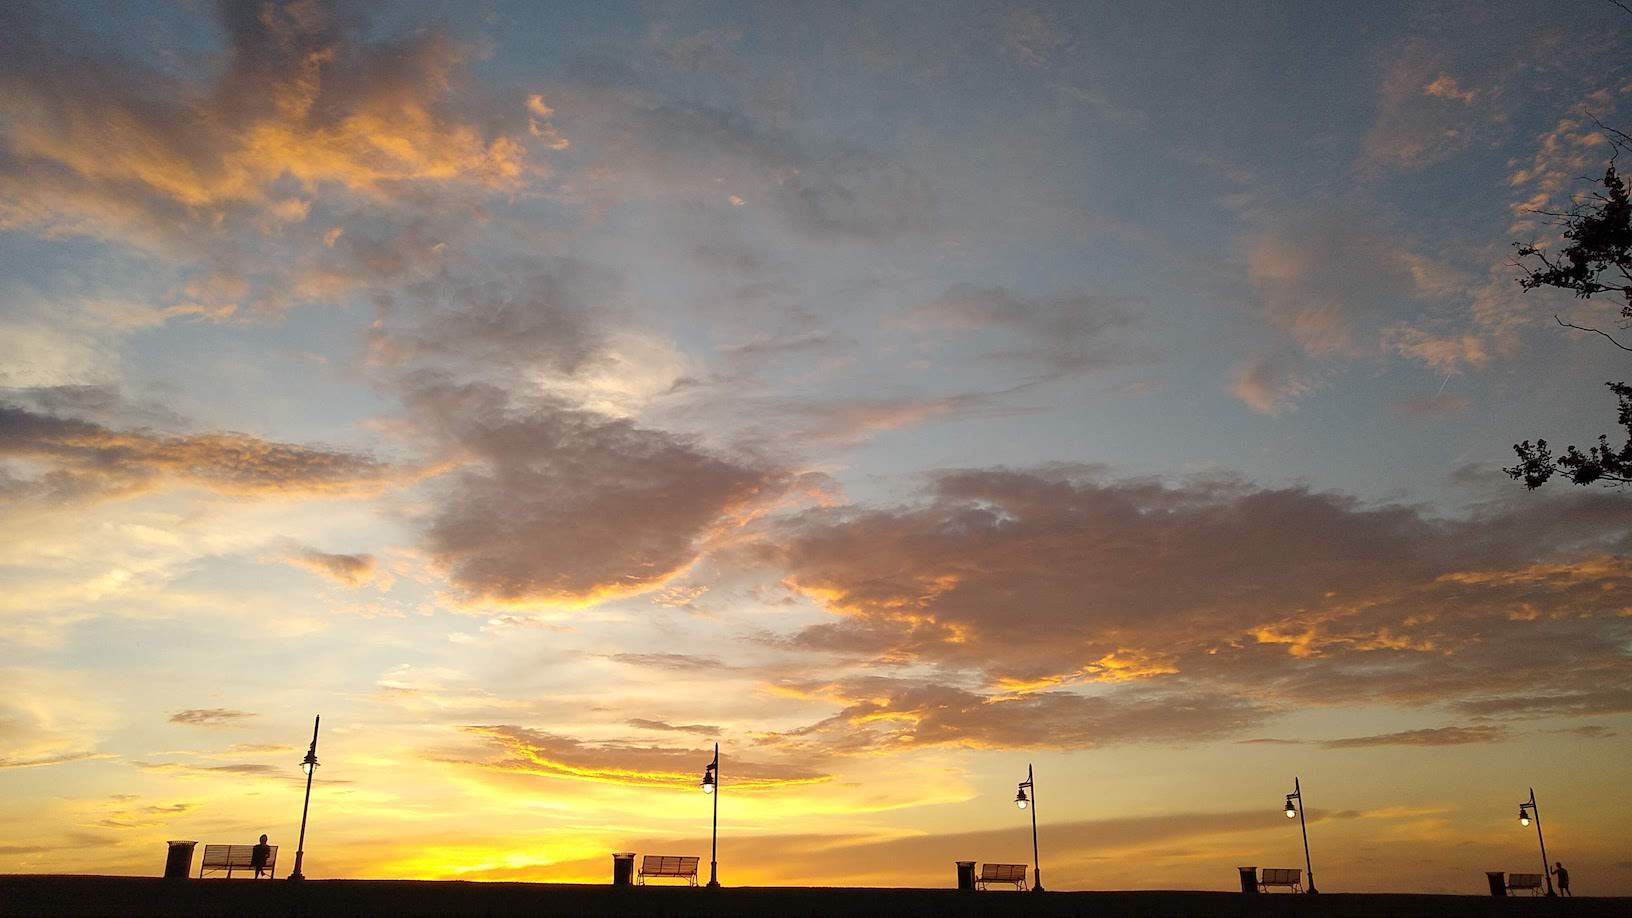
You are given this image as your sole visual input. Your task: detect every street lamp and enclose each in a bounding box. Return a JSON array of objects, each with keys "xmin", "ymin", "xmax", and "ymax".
[
  {"xmin": 1516, "ymin": 788, "xmax": 1556, "ymax": 896},
  {"xmin": 1283, "ymin": 777, "xmax": 1318, "ymax": 894},
  {"xmin": 1016, "ymin": 764, "xmax": 1043, "ymax": 892},
  {"xmin": 289, "ymin": 715, "xmax": 320, "ymax": 881},
  {"xmin": 701, "ymin": 743, "xmax": 720, "ymax": 888}
]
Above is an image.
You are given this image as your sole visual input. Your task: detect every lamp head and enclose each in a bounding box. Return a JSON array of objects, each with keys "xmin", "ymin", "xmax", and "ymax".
[
  {"xmin": 701, "ymin": 765, "xmax": 716, "ymax": 794},
  {"xmin": 1015, "ymin": 787, "xmax": 1028, "ymax": 809},
  {"xmin": 1284, "ymin": 797, "xmax": 1297, "ymax": 818},
  {"xmin": 1519, "ymin": 808, "xmax": 1530, "ymax": 827}
]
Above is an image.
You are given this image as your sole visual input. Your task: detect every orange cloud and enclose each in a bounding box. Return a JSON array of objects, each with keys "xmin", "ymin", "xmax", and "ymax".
[
  {"xmin": 766, "ymin": 467, "xmax": 1632, "ymax": 726},
  {"xmin": 0, "ymin": 3, "xmax": 541, "ymax": 237},
  {"xmin": 283, "ymin": 546, "xmax": 387, "ymax": 588},
  {"xmin": 0, "ymin": 403, "xmax": 390, "ymax": 501},
  {"xmin": 458, "ymin": 725, "xmax": 828, "ymax": 790}
]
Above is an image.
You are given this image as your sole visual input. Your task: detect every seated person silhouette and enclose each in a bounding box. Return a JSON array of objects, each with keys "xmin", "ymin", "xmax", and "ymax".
[{"xmin": 252, "ymin": 834, "xmax": 272, "ymax": 878}]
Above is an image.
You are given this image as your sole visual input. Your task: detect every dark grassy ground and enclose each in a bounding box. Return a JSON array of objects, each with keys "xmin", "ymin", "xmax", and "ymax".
[{"xmin": 1, "ymin": 876, "xmax": 1625, "ymax": 918}]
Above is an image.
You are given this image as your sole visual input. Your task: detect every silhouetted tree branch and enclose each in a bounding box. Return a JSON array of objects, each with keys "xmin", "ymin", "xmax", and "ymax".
[
  {"xmin": 1507, "ymin": 126, "xmax": 1632, "ymax": 490},
  {"xmin": 1555, "ymin": 314, "xmax": 1632, "ymax": 352},
  {"xmin": 1508, "ymin": 382, "xmax": 1632, "ymax": 488}
]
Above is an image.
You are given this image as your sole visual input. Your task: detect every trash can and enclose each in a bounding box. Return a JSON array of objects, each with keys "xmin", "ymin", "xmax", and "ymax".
[
  {"xmin": 1486, "ymin": 871, "xmax": 1506, "ymax": 897},
  {"xmin": 612, "ymin": 852, "xmax": 636, "ymax": 887},
  {"xmin": 1238, "ymin": 866, "xmax": 1258, "ymax": 894},
  {"xmin": 164, "ymin": 840, "xmax": 197, "ymax": 880},
  {"xmin": 955, "ymin": 860, "xmax": 976, "ymax": 892}
]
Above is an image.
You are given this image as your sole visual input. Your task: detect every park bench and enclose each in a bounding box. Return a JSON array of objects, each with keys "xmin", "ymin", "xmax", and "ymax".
[
  {"xmin": 1507, "ymin": 873, "xmax": 1545, "ymax": 895},
  {"xmin": 637, "ymin": 855, "xmax": 700, "ymax": 886},
  {"xmin": 1259, "ymin": 867, "xmax": 1302, "ymax": 892},
  {"xmin": 198, "ymin": 844, "xmax": 277, "ymax": 878},
  {"xmin": 976, "ymin": 863, "xmax": 1028, "ymax": 891}
]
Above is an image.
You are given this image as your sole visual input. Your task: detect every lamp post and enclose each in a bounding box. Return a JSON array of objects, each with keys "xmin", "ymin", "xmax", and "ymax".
[
  {"xmin": 1283, "ymin": 777, "xmax": 1318, "ymax": 894},
  {"xmin": 1014, "ymin": 764, "xmax": 1044, "ymax": 892},
  {"xmin": 701, "ymin": 743, "xmax": 720, "ymax": 888},
  {"xmin": 1517, "ymin": 788, "xmax": 1556, "ymax": 896},
  {"xmin": 289, "ymin": 715, "xmax": 320, "ymax": 881}
]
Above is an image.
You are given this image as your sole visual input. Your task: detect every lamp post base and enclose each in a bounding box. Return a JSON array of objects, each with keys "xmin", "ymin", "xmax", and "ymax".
[
  {"xmin": 1032, "ymin": 869, "xmax": 1044, "ymax": 893},
  {"xmin": 707, "ymin": 861, "xmax": 719, "ymax": 888},
  {"xmin": 288, "ymin": 852, "xmax": 305, "ymax": 881}
]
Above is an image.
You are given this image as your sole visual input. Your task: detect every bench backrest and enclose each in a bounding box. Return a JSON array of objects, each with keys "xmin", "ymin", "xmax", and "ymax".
[
  {"xmin": 980, "ymin": 863, "xmax": 1028, "ymax": 882},
  {"xmin": 1261, "ymin": 868, "xmax": 1301, "ymax": 885},
  {"xmin": 200, "ymin": 844, "xmax": 278, "ymax": 869},
  {"xmin": 1508, "ymin": 873, "xmax": 1544, "ymax": 889},
  {"xmin": 640, "ymin": 855, "xmax": 699, "ymax": 875}
]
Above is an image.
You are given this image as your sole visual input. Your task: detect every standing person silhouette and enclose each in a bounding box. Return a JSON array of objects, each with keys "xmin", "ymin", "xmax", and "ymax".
[
  {"xmin": 1552, "ymin": 861, "xmax": 1571, "ymax": 896},
  {"xmin": 251, "ymin": 834, "xmax": 272, "ymax": 878}
]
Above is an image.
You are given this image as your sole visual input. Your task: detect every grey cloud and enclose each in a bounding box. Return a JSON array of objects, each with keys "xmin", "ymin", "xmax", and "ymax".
[
  {"xmin": 1319, "ymin": 726, "xmax": 1508, "ymax": 748},
  {"xmin": 0, "ymin": 750, "xmax": 111, "ymax": 770},
  {"xmin": 133, "ymin": 761, "xmax": 317, "ymax": 783},
  {"xmin": 770, "ymin": 387, "xmax": 1038, "ymax": 448},
  {"xmin": 551, "ymin": 86, "xmax": 936, "ymax": 242},
  {"xmin": 907, "ymin": 284, "xmax": 1141, "ymax": 376},
  {"xmin": 90, "ymin": 801, "xmax": 198, "ymax": 831},
  {"xmin": 370, "ymin": 269, "xmax": 613, "ymax": 379},
  {"xmin": 1391, "ymin": 392, "xmax": 1472, "ymax": 417},
  {"xmin": 168, "ymin": 709, "xmax": 255, "ymax": 728},
  {"xmin": 225, "ymin": 743, "xmax": 297, "ymax": 754},
  {"xmin": 609, "ymin": 653, "xmax": 728, "ymax": 672},
  {"xmin": 627, "ymin": 718, "xmax": 722, "ymax": 737},
  {"xmin": 718, "ymin": 331, "xmax": 854, "ymax": 362},
  {"xmin": 0, "ymin": 386, "xmax": 186, "ymax": 429},
  {"xmin": 1453, "ymin": 688, "xmax": 1632, "ymax": 720},
  {"xmin": 409, "ymin": 379, "xmax": 786, "ymax": 605},
  {"xmin": 1545, "ymin": 725, "xmax": 1615, "ymax": 739}
]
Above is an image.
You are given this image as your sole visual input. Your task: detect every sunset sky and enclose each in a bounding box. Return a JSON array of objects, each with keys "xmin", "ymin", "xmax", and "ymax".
[{"xmin": 2, "ymin": 0, "xmax": 1630, "ymax": 895}]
